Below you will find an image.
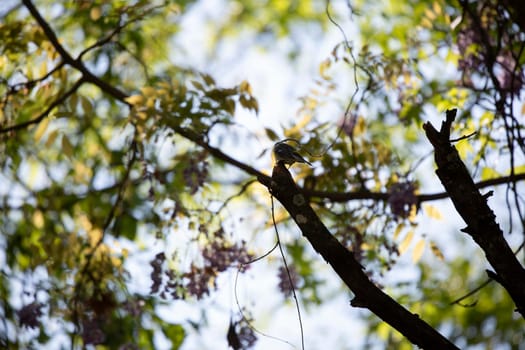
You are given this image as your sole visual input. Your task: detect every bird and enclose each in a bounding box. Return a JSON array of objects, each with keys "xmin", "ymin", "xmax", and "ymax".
[{"xmin": 272, "ymin": 141, "xmax": 312, "ymax": 166}]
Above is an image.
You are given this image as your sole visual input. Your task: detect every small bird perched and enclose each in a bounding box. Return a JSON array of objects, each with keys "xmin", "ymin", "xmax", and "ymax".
[{"xmin": 273, "ymin": 141, "xmax": 312, "ymax": 166}]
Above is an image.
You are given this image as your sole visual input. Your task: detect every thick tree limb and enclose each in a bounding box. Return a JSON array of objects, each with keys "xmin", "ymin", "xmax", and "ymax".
[
  {"xmin": 423, "ymin": 109, "xmax": 525, "ymax": 318},
  {"xmin": 260, "ymin": 163, "xmax": 459, "ymax": 350},
  {"xmin": 169, "ymin": 125, "xmax": 271, "ymax": 184}
]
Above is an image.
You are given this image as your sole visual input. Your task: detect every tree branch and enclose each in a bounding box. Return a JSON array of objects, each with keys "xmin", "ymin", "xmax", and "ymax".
[
  {"xmin": 302, "ymin": 172, "xmax": 525, "ymax": 203},
  {"xmin": 77, "ymin": 3, "xmax": 165, "ymax": 60},
  {"xmin": 0, "ymin": 78, "xmax": 83, "ymax": 134},
  {"xmin": 15, "ymin": 0, "xmax": 272, "ymax": 187},
  {"xmin": 266, "ymin": 162, "xmax": 459, "ymax": 349},
  {"xmin": 169, "ymin": 124, "xmax": 272, "ymax": 184},
  {"xmin": 9, "ymin": 2, "xmax": 518, "ymax": 346},
  {"xmin": 11, "ymin": 1, "xmax": 525, "ymax": 209},
  {"xmin": 21, "ymin": 0, "xmax": 129, "ymax": 103},
  {"xmin": 423, "ymin": 109, "xmax": 525, "ymax": 318}
]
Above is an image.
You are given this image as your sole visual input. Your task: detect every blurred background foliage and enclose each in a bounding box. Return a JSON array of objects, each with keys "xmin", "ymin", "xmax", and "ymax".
[{"xmin": 1, "ymin": 0, "xmax": 524, "ymax": 348}]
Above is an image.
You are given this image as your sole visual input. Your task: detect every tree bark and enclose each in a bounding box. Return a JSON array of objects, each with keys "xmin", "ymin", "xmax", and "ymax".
[
  {"xmin": 259, "ymin": 164, "xmax": 459, "ymax": 349},
  {"xmin": 423, "ymin": 109, "xmax": 525, "ymax": 318}
]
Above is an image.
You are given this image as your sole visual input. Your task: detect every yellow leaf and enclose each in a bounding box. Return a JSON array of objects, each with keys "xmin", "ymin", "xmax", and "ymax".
[
  {"xmin": 27, "ymin": 159, "xmax": 40, "ymax": 189},
  {"xmin": 34, "ymin": 118, "xmax": 50, "ymax": 142},
  {"xmin": 430, "ymin": 241, "xmax": 444, "ymax": 261},
  {"xmin": 408, "ymin": 204, "xmax": 418, "ymax": 223},
  {"xmin": 141, "ymin": 86, "xmax": 157, "ymax": 97},
  {"xmin": 90, "ymin": 7, "xmax": 101, "ymax": 20},
  {"xmin": 420, "ymin": 17, "xmax": 433, "ymax": 29},
  {"xmin": 511, "ymin": 165, "xmax": 525, "ymax": 174},
  {"xmin": 456, "ymin": 139, "xmax": 474, "ymax": 159},
  {"xmin": 111, "ymin": 256, "xmax": 123, "ymax": 268},
  {"xmin": 146, "ymin": 97, "xmax": 156, "ymax": 108},
  {"xmin": 156, "ymin": 88, "xmax": 169, "ymax": 96},
  {"xmin": 393, "ymin": 223, "xmax": 404, "ymax": 240},
  {"xmin": 39, "ymin": 60, "xmax": 47, "ymax": 78},
  {"xmin": 78, "ymin": 214, "xmax": 93, "ymax": 231},
  {"xmin": 423, "ymin": 204, "xmax": 443, "ymax": 220},
  {"xmin": 353, "ymin": 116, "xmax": 366, "ymax": 136},
  {"xmin": 403, "ymin": 72, "xmax": 412, "ymax": 85},
  {"xmin": 124, "ymin": 94, "xmax": 145, "ymax": 106},
  {"xmin": 45, "ymin": 130, "xmax": 59, "ymax": 147},
  {"xmin": 74, "ymin": 161, "xmax": 92, "ymax": 184},
  {"xmin": 480, "ymin": 111, "xmax": 494, "ymax": 126},
  {"xmin": 33, "ymin": 210, "xmax": 44, "ymax": 229},
  {"xmin": 481, "ymin": 166, "xmax": 500, "ymax": 180},
  {"xmin": 412, "ymin": 239, "xmax": 425, "ymax": 263},
  {"xmin": 136, "ymin": 112, "xmax": 148, "ymax": 120},
  {"xmin": 284, "ymin": 114, "xmax": 312, "ymax": 137},
  {"xmin": 433, "ymin": 1, "xmax": 442, "ymax": 15},
  {"xmin": 319, "ymin": 58, "xmax": 331, "ymax": 79},
  {"xmin": 157, "ymin": 81, "xmax": 171, "ymax": 90},
  {"xmin": 398, "ymin": 230, "xmax": 414, "ymax": 255},
  {"xmin": 424, "ymin": 8, "xmax": 436, "ymax": 21},
  {"xmin": 249, "ymin": 98, "xmax": 259, "ymax": 114},
  {"xmin": 89, "ymin": 228, "xmax": 103, "ymax": 247},
  {"xmin": 86, "ymin": 136, "xmax": 101, "ymax": 158},
  {"xmin": 201, "ymin": 73, "xmax": 215, "ymax": 86},
  {"xmin": 239, "ymin": 80, "xmax": 252, "ymax": 94}
]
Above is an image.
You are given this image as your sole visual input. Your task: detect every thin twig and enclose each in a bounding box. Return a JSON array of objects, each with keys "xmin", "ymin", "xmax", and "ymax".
[
  {"xmin": 323, "ymin": 0, "xmax": 360, "ymax": 156},
  {"xmin": 21, "ymin": 0, "xmax": 129, "ymax": 102},
  {"xmin": 0, "ymin": 78, "xmax": 84, "ymax": 134},
  {"xmin": 450, "ymin": 131, "xmax": 477, "ymax": 142},
  {"xmin": 449, "ymin": 279, "xmax": 492, "ymax": 306},
  {"xmin": 272, "ymin": 196, "xmax": 305, "ymax": 350}
]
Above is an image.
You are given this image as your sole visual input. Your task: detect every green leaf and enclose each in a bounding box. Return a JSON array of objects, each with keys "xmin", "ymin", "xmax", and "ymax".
[
  {"xmin": 201, "ymin": 73, "xmax": 215, "ymax": 86},
  {"xmin": 162, "ymin": 324, "xmax": 185, "ymax": 349},
  {"xmin": 80, "ymin": 96, "xmax": 93, "ymax": 115},
  {"xmin": 113, "ymin": 214, "xmax": 138, "ymax": 240},
  {"xmin": 190, "ymin": 80, "xmax": 204, "ymax": 91},
  {"xmin": 61, "ymin": 135, "xmax": 74, "ymax": 159},
  {"xmin": 265, "ymin": 127, "xmax": 280, "ymax": 141}
]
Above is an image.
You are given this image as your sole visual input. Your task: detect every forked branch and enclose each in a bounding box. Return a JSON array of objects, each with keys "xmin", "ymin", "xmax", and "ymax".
[
  {"xmin": 264, "ymin": 163, "xmax": 459, "ymax": 349},
  {"xmin": 423, "ymin": 109, "xmax": 525, "ymax": 318}
]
